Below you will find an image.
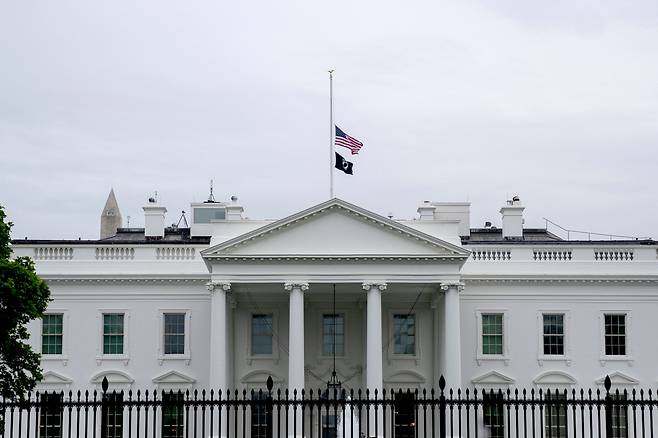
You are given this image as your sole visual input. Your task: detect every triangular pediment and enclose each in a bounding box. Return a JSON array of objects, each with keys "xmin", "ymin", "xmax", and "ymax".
[
  {"xmin": 595, "ymin": 371, "xmax": 639, "ymax": 386},
  {"xmin": 152, "ymin": 370, "xmax": 196, "ymax": 385},
  {"xmin": 471, "ymin": 371, "xmax": 515, "ymax": 386},
  {"xmin": 202, "ymin": 199, "xmax": 469, "ymax": 260}
]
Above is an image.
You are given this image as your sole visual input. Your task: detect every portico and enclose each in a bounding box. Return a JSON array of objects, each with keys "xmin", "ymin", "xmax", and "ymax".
[{"xmin": 201, "ymin": 199, "xmax": 471, "ymax": 399}]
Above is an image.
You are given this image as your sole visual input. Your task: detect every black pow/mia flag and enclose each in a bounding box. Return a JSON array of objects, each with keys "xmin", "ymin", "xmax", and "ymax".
[{"xmin": 334, "ymin": 152, "xmax": 354, "ymax": 175}]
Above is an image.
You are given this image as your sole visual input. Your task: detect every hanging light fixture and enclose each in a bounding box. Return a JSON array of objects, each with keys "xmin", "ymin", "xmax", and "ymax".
[{"xmin": 325, "ymin": 283, "xmax": 342, "ymax": 398}]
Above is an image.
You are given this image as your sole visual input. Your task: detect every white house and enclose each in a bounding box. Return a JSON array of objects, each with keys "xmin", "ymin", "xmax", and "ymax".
[{"xmin": 10, "ymin": 192, "xmax": 658, "ymax": 437}]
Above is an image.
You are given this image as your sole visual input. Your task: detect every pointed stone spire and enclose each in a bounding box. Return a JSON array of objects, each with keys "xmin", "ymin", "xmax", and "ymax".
[{"xmin": 100, "ymin": 188, "xmax": 123, "ymax": 239}]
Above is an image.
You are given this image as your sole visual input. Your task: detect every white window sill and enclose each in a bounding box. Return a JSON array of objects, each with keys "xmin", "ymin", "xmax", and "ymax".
[
  {"xmin": 476, "ymin": 355, "xmax": 510, "ymax": 366},
  {"xmin": 42, "ymin": 355, "xmax": 69, "ymax": 366},
  {"xmin": 538, "ymin": 356, "xmax": 572, "ymax": 366},
  {"xmin": 599, "ymin": 356, "xmax": 634, "ymax": 366},
  {"xmin": 246, "ymin": 355, "xmax": 280, "ymax": 365},
  {"xmin": 158, "ymin": 354, "xmax": 191, "ymax": 365},
  {"xmin": 96, "ymin": 355, "xmax": 130, "ymax": 366}
]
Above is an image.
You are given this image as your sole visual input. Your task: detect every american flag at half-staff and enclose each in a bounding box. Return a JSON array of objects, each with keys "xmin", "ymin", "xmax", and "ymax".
[{"xmin": 335, "ymin": 126, "xmax": 363, "ymax": 155}]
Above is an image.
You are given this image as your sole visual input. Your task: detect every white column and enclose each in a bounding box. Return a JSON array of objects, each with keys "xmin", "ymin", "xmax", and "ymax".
[
  {"xmin": 363, "ymin": 281, "xmax": 387, "ymax": 438},
  {"xmin": 440, "ymin": 281, "xmax": 464, "ymax": 390},
  {"xmin": 285, "ymin": 281, "xmax": 308, "ymax": 437},
  {"xmin": 208, "ymin": 281, "xmax": 231, "ymax": 391}
]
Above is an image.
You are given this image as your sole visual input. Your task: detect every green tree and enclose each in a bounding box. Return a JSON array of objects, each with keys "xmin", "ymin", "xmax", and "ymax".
[{"xmin": 0, "ymin": 205, "xmax": 50, "ymax": 399}]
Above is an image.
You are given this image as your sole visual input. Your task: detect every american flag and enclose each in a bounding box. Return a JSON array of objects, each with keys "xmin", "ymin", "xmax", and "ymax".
[{"xmin": 335, "ymin": 126, "xmax": 363, "ymax": 155}]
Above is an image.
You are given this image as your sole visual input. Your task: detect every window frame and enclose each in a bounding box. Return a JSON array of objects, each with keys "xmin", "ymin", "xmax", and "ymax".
[
  {"xmin": 475, "ymin": 310, "xmax": 510, "ymax": 365},
  {"xmin": 319, "ymin": 312, "xmax": 347, "ymax": 359},
  {"xmin": 157, "ymin": 310, "xmax": 192, "ymax": 364},
  {"xmin": 599, "ymin": 311, "xmax": 633, "ymax": 364},
  {"xmin": 536, "ymin": 310, "xmax": 572, "ymax": 366},
  {"xmin": 387, "ymin": 310, "xmax": 421, "ymax": 362},
  {"xmin": 39, "ymin": 310, "xmax": 69, "ymax": 365},
  {"xmin": 96, "ymin": 310, "xmax": 130, "ymax": 365},
  {"xmin": 247, "ymin": 311, "xmax": 279, "ymax": 362},
  {"xmin": 38, "ymin": 392, "xmax": 64, "ymax": 438}
]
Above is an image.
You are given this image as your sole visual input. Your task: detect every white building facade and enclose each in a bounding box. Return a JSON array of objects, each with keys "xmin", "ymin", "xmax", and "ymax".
[{"xmin": 12, "ymin": 195, "xmax": 658, "ymax": 401}]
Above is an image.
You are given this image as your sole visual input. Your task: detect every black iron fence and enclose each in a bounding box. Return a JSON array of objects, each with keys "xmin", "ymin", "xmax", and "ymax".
[{"xmin": 1, "ymin": 376, "xmax": 656, "ymax": 438}]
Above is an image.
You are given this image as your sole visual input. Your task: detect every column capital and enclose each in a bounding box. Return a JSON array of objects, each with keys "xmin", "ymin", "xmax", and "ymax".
[
  {"xmin": 207, "ymin": 281, "xmax": 231, "ymax": 293},
  {"xmin": 362, "ymin": 281, "xmax": 387, "ymax": 292},
  {"xmin": 284, "ymin": 281, "xmax": 309, "ymax": 292},
  {"xmin": 439, "ymin": 281, "xmax": 464, "ymax": 293}
]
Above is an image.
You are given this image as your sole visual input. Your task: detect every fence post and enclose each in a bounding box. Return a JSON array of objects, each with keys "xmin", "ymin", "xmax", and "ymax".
[
  {"xmin": 604, "ymin": 375, "xmax": 612, "ymax": 438},
  {"xmin": 439, "ymin": 375, "xmax": 446, "ymax": 438},
  {"xmin": 266, "ymin": 376, "xmax": 273, "ymax": 438}
]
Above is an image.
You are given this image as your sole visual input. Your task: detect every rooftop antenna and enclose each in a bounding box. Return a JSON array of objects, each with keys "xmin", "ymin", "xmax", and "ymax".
[
  {"xmin": 207, "ymin": 179, "xmax": 216, "ymax": 203},
  {"xmin": 127, "ymin": 215, "xmax": 131, "ymax": 227},
  {"xmin": 177, "ymin": 211, "xmax": 189, "ymax": 228}
]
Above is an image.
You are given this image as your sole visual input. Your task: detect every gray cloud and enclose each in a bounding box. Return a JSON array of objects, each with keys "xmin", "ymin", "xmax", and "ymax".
[{"xmin": 1, "ymin": 0, "xmax": 656, "ymax": 240}]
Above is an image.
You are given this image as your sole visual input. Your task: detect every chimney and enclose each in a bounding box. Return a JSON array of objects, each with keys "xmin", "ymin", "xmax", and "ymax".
[
  {"xmin": 500, "ymin": 196, "xmax": 525, "ymax": 239},
  {"xmin": 417, "ymin": 200, "xmax": 436, "ymax": 221},
  {"xmin": 225, "ymin": 195, "xmax": 244, "ymax": 221},
  {"xmin": 433, "ymin": 202, "xmax": 471, "ymax": 237},
  {"xmin": 100, "ymin": 189, "xmax": 122, "ymax": 239},
  {"xmin": 143, "ymin": 198, "xmax": 167, "ymax": 239}
]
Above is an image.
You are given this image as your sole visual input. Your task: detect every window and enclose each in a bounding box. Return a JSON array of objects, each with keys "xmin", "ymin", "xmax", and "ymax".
[
  {"xmin": 604, "ymin": 314, "xmax": 626, "ymax": 356},
  {"xmin": 164, "ymin": 313, "xmax": 185, "ymax": 355},
  {"xmin": 103, "ymin": 314, "xmax": 125, "ymax": 355},
  {"xmin": 42, "ymin": 314, "xmax": 63, "ymax": 355},
  {"xmin": 545, "ymin": 392, "xmax": 568, "ymax": 438},
  {"xmin": 394, "ymin": 392, "xmax": 416, "ymax": 438},
  {"xmin": 251, "ymin": 314, "xmax": 273, "ymax": 355},
  {"xmin": 322, "ymin": 314, "xmax": 345, "ymax": 356},
  {"xmin": 322, "ymin": 414, "xmax": 338, "ymax": 438},
  {"xmin": 610, "ymin": 394, "xmax": 628, "ymax": 438},
  {"xmin": 543, "ymin": 314, "xmax": 565, "ymax": 356},
  {"xmin": 483, "ymin": 392, "xmax": 504, "ymax": 438},
  {"xmin": 482, "ymin": 314, "xmax": 503, "ymax": 355},
  {"xmin": 393, "ymin": 314, "xmax": 416, "ymax": 355},
  {"xmin": 193, "ymin": 207, "xmax": 225, "ymax": 223},
  {"xmin": 39, "ymin": 393, "xmax": 63, "ymax": 438},
  {"xmin": 251, "ymin": 391, "xmax": 272, "ymax": 438},
  {"xmin": 161, "ymin": 392, "xmax": 184, "ymax": 438},
  {"xmin": 101, "ymin": 393, "xmax": 123, "ymax": 438}
]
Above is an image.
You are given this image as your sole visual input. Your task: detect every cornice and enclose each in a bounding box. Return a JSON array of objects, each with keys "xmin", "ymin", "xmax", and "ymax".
[
  {"xmin": 43, "ymin": 275, "xmax": 209, "ymax": 284},
  {"xmin": 463, "ymin": 276, "xmax": 658, "ymax": 284},
  {"xmin": 203, "ymin": 254, "xmax": 466, "ymax": 262}
]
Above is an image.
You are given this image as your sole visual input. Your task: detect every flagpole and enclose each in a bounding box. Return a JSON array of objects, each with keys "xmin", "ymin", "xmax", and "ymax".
[{"xmin": 329, "ymin": 69, "xmax": 334, "ymax": 199}]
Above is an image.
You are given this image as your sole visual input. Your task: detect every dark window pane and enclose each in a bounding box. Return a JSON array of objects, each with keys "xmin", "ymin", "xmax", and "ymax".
[
  {"xmin": 164, "ymin": 313, "xmax": 185, "ymax": 355},
  {"xmin": 101, "ymin": 393, "xmax": 123, "ymax": 438},
  {"xmin": 103, "ymin": 314, "xmax": 124, "ymax": 355},
  {"xmin": 483, "ymin": 392, "xmax": 505, "ymax": 438},
  {"xmin": 393, "ymin": 314, "xmax": 415, "ymax": 355},
  {"xmin": 39, "ymin": 393, "xmax": 63, "ymax": 438},
  {"xmin": 482, "ymin": 314, "xmax": 503, "ymax": 355},
  {"xmin": 252, "ymin": 314, "xmax": 273, "ymax": 355},
  {"xmin": 543, "ymin": 314, "xmax": 565, "ymax": 356},
  {"xmin": 42, "ymin": 314, "xmax": 64, "ymax": 355},
  {"xmin": 162, "ymin": 393, "xmax": 184, "ymax": 438},
  {"xmin": 604, "ymin": 314, "xmax": 626, "ymax": 356},
  {"xmin": 322, "ymin": 314, "xmax": 345, "ymax": 356}
]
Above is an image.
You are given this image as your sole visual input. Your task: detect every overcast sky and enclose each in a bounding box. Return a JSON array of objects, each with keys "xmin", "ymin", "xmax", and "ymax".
[{"xmin": 1, "ymin": 0, "xmax": 656, "ymax": 240}]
